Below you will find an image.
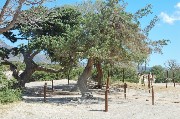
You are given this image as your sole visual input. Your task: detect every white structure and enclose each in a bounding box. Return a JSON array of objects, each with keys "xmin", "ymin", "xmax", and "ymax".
[{"xmin": 138, "ymin": 72, "xmax": 156, "ymax": 85}]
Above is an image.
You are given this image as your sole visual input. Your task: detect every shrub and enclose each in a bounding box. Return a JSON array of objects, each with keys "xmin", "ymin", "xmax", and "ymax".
[
  {"xmin": 0, "ymin": 69, "xmax": 21, "ymax": 104},
  {"xmin": 31, "ymin": 71, "xmax": 58, "ymax": 81},
  {"xmin": 102, "ymin": 65, "xmax": 138, "ymax": 83},
  {"xmin": 0, "ymin": 89, "xmax": 21, "ymax": 104}
]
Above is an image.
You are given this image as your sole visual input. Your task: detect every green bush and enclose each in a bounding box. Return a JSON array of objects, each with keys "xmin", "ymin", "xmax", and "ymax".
[
  {"xmin": 31, "ymin": 71, "xmax": 58, "ymax": 81},
  {"xmin": 102, "ymin": 65, "xmax": 138, "ymax": 83},
  {"xmin": 0, "ymin": 89, "xmax": 21, "ymax": 104},
  {"xmin": 0, "ymin": 70, "xmax": 21, "ymax": 104}
]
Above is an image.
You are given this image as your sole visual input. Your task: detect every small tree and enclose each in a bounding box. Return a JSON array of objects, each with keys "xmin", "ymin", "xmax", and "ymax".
[
  {"xmin": 150, "ymin": 65, "xmax": 165, "ymax": 83},
  {"xmin": 164, "ymin": 59, "xmax": 179, "ymax": 71},
  {"xmin": 164, "ymin": 59, "xmax": 180, "ymax": 83}
]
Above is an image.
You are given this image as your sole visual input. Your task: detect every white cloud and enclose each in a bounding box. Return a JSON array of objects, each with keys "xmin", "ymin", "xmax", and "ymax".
[
  {"xmin": 160, "ymin": 2, "xmax": 180, "ymax": 24},
  {"xmin": 160, "ymin": 12, "xmax": 175, "ymax": 24},
  {"xmin": 175, "ymin": 2, "xmax": 180, "ymax": 9}
]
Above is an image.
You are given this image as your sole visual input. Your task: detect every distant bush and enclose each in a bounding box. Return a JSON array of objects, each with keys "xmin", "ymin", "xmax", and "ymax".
[
  {"xmin": 102, "ymin": 65, "xmax": 138, "ymax": 83},
  {"xmin": 31, "ymin": 71, "xmax": 58, "ymax": 81}
]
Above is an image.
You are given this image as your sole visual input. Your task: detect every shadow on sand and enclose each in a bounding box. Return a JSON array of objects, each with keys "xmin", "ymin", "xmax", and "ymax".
[{"xmin": 22, "ymin": 83, "xmax": 105, "ymax": 105}]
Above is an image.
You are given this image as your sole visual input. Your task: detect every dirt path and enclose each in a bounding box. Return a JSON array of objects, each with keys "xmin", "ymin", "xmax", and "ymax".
[{"xmin": 1, "ymin": 80, "xmax": 180, "ymax": 119}]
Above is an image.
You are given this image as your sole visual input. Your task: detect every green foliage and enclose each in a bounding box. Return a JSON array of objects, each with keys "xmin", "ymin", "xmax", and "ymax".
[
  {"xmin": 150, "ymin": 64, "xmax": 180, "ymax": 83},
  {"xmin": 0, "ymin": 64, "xmax": 9, "ymax": 71},
  {"xmin": 94, "ymin": 63, "xmax": 139, "ymax": 83},
  {"xmin": 0, "ymin": 88, "xmax": 21, "ymax": 104},
  {"xmin": 20, "ymin": 6, "xmax": 82, "ymax": 63},
  {"xmin": 32, "ymin": 66, "xmax": 84, "ymax": 81},
  {"xmin": 13, "ymin": 61, "xmax": 25, "ymax": 71},
  {"xmin": 67, "ymin": 67, "xmax": 84, "ymax": 80},
  {"xmin": 174, "ymin": 70, "xmax": 180, "ymax": 83},
  {"xmin": 166, "ymin": 70, "xmax": 180, "ymax": 83},
  {"xmin": 76, "ymin": 0, "xmax": 151, "ymax": 62},
  {"xmin": 0, "ymin": 70, "xmax": 21, "ymax": 104},
  {"xmin": 31, "ymin": 71, "xmax": 57, "ymax": 81},
  {"xmin": 150, "ymin": 65, "xmax": 165, "ymax": 83},
  {"xmin": 0, "ymin": 1, "xmax": 169, "ymax": 89}
]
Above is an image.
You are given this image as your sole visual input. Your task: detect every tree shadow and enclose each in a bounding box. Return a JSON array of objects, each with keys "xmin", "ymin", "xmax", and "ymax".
[
  {"xmin": 23, "ymin": 84, "xmax": 77, "ymax": 97},
  {"xmin": 23, "ymin": 84, "xmax": 108, "ymax": 105},
  {"xmin": 89, "ymin": 109, "xmax": 105, "ymax": 112},
  {"xmin": 23, "ymin": 83, "xmax": 106, "ymax": 105},
  {"xmin": 23, "ymin": 96, "xmax": 105, "ymax": 105}
]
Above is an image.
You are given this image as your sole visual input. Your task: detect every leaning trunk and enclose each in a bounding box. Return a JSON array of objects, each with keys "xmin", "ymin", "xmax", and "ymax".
[
  {"xmin": 95, "ymin": 61, "xmax": 103, "ymax": 89},
  {"xmin": 17, "ymin": 67, "xmax": 36, "ymax": 88},
  {"xmin": 77, "ymin": 58, "xmax": 94, "ymax": 96},
  {"xmin": 16, "ymin": 52, "xmax": 38, "ymax": 88}
]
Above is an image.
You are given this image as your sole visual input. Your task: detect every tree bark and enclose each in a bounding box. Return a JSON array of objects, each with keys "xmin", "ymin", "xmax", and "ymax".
[
  {"xmin": 95, "ymin": 60, "xmax": 103, "ymax": 89},
  {"xmin": 18, "ymin": 66, "xmax": 36, "ymax": 88},
  {"xmin": 77, "ymin": 58, "xmax": 94, "ymax": 96}
]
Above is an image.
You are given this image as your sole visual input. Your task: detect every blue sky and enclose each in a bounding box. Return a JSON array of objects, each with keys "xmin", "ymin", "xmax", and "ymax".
[
  {"xmin": 1, "ymin": 0, "xmax": 180, "ymax": 67},
  {"xmin": 125, "ymin": 0, "xmax": 180, "ymax": 67},
  {"xmin": 126, "ymin": 0, "xmax": 180, "ymax": 67}
]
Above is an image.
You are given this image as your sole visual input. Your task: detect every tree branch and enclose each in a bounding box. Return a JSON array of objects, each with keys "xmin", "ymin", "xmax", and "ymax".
[
  {"xmin": 1, "ymin": 60, "xmax": 19, "ymax": 78},
  {"xmin": 36, "ymin": 65, "xmax": 64, "ymax": 73},
  {"xmin": 0, "ymin": 0, "xmax": 11, "ymax": 23},
  {"xmin": 0, "ymin": 0, "xmax": 25, "ymax": 34},
  {"xmin": 30, "ymin": 51, "xmax": 40, "ymax": 59},
  {"xmin": 25, "ymin": 0, "xmax": 45, "ymax": 5},
  {"xmin": 0, "ymin": 0, "xmax": 47, "ymax": 34}
]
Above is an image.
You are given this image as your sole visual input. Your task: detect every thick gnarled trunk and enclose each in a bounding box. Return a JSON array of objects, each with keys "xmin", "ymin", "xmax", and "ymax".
[
  {"xmin": 77, "ymin": 58, "xmax": 93, "ymax": 96},
  {"xmin": 17, "ymin": 67, "xmax": 36, "ymax": 88},
  {"xmin": 15, "ymin": 52, "xmax": 38, "ymax": 88},
  {"xmin": 1, "ymin": 51, "xmax": 63, "ymax": 89}
]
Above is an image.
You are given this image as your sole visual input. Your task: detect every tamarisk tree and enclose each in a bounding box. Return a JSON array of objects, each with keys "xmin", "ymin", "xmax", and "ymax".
[
  {"xmin": 0, "ymin": 5, "xmax": 81, "ymax": 88},
  {"xmin": 73, "ymin": 0, "xmax": 168, "ymax": 96}
]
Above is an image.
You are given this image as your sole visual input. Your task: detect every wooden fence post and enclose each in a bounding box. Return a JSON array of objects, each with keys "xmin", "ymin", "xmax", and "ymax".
[
  {"xmin": 173, "ymin": 72, "xmax": 175, "ymax": 87},
  {"xmin": 143, "ymin": 76, "xmax": 145, "ymax": 86},
  {"xmin": 68, "ymin": 74, "xmax": 70, "ymax": 85},
  {"xmin": 152, "ymin": 86, "xmax": 154, "ymax": 105},
  {"xmin": 105, "ymin": 71, "xmax": 110, "ymax": 112},
  {"xmin": 124, "ymin": 83, "xmax": 127, "ymax": 99},
  {"xmin": 166, "ymin": 71, "xmax": 169, "ymax": 88},
  {"xmin": 122, "ymin": 69, "xmax": 125, "ymax": 83},
  {"xmin": 151, "ymin": 73, "xmax": 153, "ymax": 85},
  {"xmin": 148, "ymin": 74, "xmax": 150, "ymax": 93},
  {"xmin": 52, "ymin": 80, "xmax": 54, "ymax": 92},
  {"xmin": 44, "ymin": 83, "xmax": 47, "ymax": 102}
]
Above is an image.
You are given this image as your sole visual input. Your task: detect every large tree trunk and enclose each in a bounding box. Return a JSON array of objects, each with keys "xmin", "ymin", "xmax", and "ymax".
[
  {"xmin": 77, "ymin": 58, "xmax": 94, "ymax": 97},
  {"xmin": 17, "ymin": 66, "xmax": 37, "ymax": 88},
  {"xmin": 95, "ymin": 60, "xmax": 103, "ymax": 89},
  {"xmin": 15, "ymin": 52, "xmax": 38, "ymax": 88}
]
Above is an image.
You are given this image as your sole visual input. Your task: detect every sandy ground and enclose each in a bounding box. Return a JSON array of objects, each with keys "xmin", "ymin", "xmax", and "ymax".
[{"xmin": 0, "ymin": 79, "xmax": 180, "ymax": 119}]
